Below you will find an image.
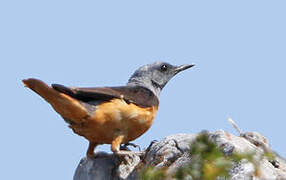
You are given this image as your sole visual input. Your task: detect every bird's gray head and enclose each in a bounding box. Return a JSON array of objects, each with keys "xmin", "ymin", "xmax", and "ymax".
[{"xmin": 127, "ymin": 61, "xmax": 194, "ymax": 96}]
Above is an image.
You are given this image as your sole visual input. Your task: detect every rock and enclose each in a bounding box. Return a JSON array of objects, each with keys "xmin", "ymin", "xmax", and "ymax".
[
  {"xmin": 73, "ymin": 152, "xmax": 141, "ymax": 180},
  {"xmin": 210, "ymin": 130, "xmax": 286, "ymax": 179},
  {"xmin": 74, "ymin": 131, "xmax": 286, "ymax": 180}
]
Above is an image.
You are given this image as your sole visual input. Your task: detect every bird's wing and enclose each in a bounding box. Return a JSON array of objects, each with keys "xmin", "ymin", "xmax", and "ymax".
[{"xmin": 52, "ymin": 84, "xmax": 159, "ymax": 107}]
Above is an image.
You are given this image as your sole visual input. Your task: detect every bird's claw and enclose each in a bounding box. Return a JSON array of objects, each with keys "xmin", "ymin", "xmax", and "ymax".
[{"xmin": 120, "ymin": 142, "xmax": 141, "ymax": 151}]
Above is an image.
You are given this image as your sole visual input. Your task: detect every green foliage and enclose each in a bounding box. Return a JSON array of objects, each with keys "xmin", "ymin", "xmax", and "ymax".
[
  {"xmin": 140, "ymin": 166, "xmax": 166, "ymax": 180},
  {"xmin": 174, "ymin": 133, "xmax": 233, "ymax": 180},
  {"xmin": 174, "ymin": 132, "xmax": 264, "ymax": 180},
  {"xmin": 140, "ymin": 132, "xmax": 276, "ymax": 180}
]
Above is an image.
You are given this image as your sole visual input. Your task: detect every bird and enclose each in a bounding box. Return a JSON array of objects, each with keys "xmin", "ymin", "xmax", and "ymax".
[{"xmin": 23, "ymin": 61, "xmax": 194, "ymax": 158}]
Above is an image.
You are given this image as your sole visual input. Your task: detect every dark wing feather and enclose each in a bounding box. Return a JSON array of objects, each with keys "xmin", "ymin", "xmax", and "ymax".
[{"xmin": 52, "ymin": 84, "xmax": 159, "ymax": 107}]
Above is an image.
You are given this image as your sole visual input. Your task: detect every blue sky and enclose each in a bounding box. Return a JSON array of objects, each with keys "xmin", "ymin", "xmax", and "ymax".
[{"xmin": 1, "ymin": 1, "xmax": 286, "ymax": 179}]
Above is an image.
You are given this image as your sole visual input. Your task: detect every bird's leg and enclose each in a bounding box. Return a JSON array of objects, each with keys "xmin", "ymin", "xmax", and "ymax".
[
  {"xmin": 86, "ymin": 141, "xmax": 97, "ymax": 158},
  {"xmin": 111, "ymin": 135, "xmax": 124, "ymax": 153},
  {"xmin": 111, "ymin": 135, "xmax": 134, "ymax": 155},
  {"xmin": 112, "ymin": 135, "xmax": 144, "ymax": 156}
]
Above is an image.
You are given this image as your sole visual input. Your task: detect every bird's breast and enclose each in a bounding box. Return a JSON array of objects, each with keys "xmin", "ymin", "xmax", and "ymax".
[{"xmin": 71, "ymin": 98, "xmax": 158, "ymax": 144}]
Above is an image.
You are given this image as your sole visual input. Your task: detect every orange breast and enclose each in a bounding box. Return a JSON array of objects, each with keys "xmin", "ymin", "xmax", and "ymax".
[{"xmin": 71, "ymin": 98, "xmax": 158, "ymax": 144}]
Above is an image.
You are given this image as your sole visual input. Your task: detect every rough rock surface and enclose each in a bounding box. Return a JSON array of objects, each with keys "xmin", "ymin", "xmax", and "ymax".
[{"xmin": 74, "ymin": 131, "xmax": 286, "ymax": 180}]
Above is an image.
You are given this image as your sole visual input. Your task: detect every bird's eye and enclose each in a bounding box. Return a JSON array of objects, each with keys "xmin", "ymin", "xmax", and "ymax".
[{"xmin": 160, "ymin": 64, "xmax": 168, "ymax": 71}]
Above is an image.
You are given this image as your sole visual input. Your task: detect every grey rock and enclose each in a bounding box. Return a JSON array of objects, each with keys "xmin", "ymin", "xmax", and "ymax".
[
  {"xmin": 74, "ymin": 155, "xmax": 118, "ymax": 180},
  {"xmin": 144, "ymin": 133, "xmax": 197, "ymax": 168},
  {"xmin": 73, "ymin": 152, "xmax": 141, "ymax": 180},
  {"xmin": 74, "ymin": 131, "xmax": 286, "ymax": 180},
  {"xmin": 210, "ymin": 130, "xmax": 286, "ymax": 180}
]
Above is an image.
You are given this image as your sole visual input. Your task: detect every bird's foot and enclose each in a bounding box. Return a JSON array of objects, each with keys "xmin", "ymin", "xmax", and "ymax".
[{"xmin": 120, "ymin": 142, "xmax": 141, "ymax": 151}]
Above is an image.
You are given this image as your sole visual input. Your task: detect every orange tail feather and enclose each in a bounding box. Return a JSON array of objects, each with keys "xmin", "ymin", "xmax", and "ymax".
[{"xmin": 23, "ymin": 78, "xmax": 89, "ymax": 123}]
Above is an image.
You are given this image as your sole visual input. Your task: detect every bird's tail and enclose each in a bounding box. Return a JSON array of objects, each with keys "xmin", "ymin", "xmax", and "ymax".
[{"xmin": 23, "ymin": 78, "xmax": 89, "ymax": 124}]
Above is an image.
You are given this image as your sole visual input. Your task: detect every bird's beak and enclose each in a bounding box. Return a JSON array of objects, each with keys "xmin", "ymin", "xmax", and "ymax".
[{"xmin": 174, "ymin": 64, "xmax": 195, "ymax": 74}]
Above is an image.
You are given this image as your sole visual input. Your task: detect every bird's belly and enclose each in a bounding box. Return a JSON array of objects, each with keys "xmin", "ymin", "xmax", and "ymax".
[{"xmin": 70, "ymin": 99, "xmax": 158, "ymax": 144}]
